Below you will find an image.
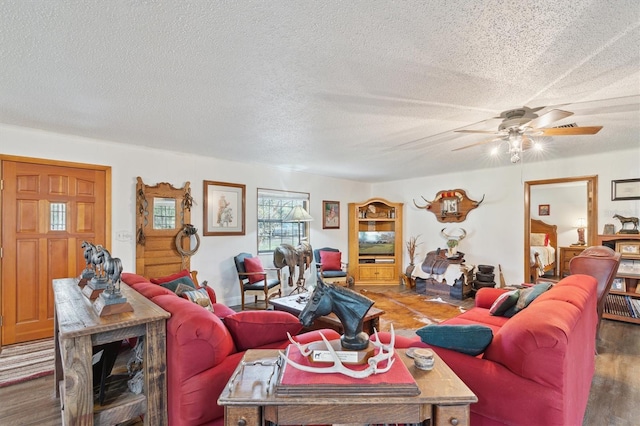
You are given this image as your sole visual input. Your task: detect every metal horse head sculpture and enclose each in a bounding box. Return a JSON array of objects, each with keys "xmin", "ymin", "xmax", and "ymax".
[{"xmin": 299, "ymin": 279, "xmax": 374, "ymax": 351}]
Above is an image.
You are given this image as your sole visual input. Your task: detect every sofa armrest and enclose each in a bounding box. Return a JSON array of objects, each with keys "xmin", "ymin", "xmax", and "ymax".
[
  {"xmin": 475, "ymin": 287, "xmax": 508, "ymax": 308},
  {"xmin": 371, "ymin": 331, "xmax": 422, "ymax": 348},
  {"xmin": 431, "ymin": 347, "xmax": 563, "ymax": 425}
]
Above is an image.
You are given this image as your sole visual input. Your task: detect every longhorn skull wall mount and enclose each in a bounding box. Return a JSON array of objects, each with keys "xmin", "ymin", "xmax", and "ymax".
[{"xmin": 413, "ymin": 189, "xmax": 484, "ymax": 223}]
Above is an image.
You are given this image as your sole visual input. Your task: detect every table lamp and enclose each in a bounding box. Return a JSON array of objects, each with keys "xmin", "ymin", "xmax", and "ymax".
[{"xmin": 284, "ymin": 206, "xmax": 313, "ymax": 244}]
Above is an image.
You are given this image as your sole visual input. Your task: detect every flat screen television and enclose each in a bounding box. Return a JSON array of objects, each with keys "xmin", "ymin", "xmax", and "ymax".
[{"xmin": 358, "ymin": 231, "xmax": 395, "ymax": 256}]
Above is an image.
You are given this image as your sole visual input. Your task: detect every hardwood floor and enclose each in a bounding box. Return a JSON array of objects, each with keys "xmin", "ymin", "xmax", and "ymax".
[{"xmin": 1, "ymin": 284, "xmax": 638, "ymax": 425}]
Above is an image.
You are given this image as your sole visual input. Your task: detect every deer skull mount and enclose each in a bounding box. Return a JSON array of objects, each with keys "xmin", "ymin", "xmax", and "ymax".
[{"xmin": 413, "ymin": 189, "xmax": 484, "ymax": 223}]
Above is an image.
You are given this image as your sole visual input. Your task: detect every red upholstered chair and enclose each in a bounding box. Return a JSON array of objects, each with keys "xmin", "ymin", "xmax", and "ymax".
[
  {"xmin": 569, "ymin": 245, "xmax": 621, "ymax": 338},
  {"xmin": 313, "ymin": 247, "xmax": 353, "ymax": 287},
  {"xmin": 234, "ymin": 252, "xmax": 282, "ymax": 310}
]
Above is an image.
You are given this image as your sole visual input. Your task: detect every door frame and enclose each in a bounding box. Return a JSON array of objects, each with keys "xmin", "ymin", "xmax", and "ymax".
[{"xmin": 0, "ymin": 154, "xmax": 111, "ymax": 349}]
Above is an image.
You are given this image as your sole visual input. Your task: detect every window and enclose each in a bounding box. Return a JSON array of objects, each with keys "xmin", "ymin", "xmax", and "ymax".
[
  {"xmin": 257, "ymin": 189, "xmax": 310, "ymax": 254},
  {"xmin": 50, "ymin": 202, "xmax": 66, "ymax": 231}
]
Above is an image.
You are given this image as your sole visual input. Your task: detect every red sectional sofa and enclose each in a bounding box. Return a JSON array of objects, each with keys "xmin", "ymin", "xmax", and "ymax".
[
  {"xmin": 377, "ymin": 274, "xmax": 599, "ymax": 426},
  {"xmin": 121, "ymin": 272, "xmax": 340, "ymax": 426}
]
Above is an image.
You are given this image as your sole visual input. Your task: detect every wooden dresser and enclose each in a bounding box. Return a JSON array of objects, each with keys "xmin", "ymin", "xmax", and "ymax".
[
  {"xmin": 53, "ymin": 278, "xmax": 170, "ymax": 425},
  {"xmin": 559, "ymin": 246, "xmax": 586, "ymax": 278}
]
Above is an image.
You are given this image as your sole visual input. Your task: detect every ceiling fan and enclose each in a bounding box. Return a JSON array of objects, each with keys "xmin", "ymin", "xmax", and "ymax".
[{"xmin": 451, "ymin": 106, "xmax": 603, "ymax": 163}]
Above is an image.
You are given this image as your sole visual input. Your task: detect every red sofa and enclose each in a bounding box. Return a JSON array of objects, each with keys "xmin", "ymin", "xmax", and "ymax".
[
  {"xmin": 121, "ymin": 272, "xmax": 340, "ymax": 426},
  {"xmin": 377, "ymin": 274, "xmax": 599, "ymax": 426}
]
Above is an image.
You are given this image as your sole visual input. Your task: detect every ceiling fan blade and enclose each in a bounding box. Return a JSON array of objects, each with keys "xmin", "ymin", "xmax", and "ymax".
[
  {"xmin": 540, "ymin": 126, "xmax": 603, "ymax": 136},
  {"xmin": 527, "ymin": 109, "xmax": 574, "ymax": 129},
  {"xmin": 452, "ymin": 136, "xmax": 503, "ymax": 152},
  {"xmin": 454, "ymin": 129, "xmax": 502, "ymax": 134}
]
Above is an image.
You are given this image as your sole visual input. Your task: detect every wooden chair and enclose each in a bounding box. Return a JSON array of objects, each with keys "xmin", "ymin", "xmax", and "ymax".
[
  {"xmin": 313, "ymin": 247, "xmax": 353, "ymax": 287},
  {"xmin": 569, "ymin": 245, "xmax": 621, "ymax": 339},
  {"xmin": 233, "ymin": 253, "xmax": 282, "ymax": 310}
]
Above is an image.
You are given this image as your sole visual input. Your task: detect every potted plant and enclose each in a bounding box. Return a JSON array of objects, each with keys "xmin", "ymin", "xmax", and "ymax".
[{"xmin": 405, "ymin": 235, "xmax": 422, "ymax": 276}]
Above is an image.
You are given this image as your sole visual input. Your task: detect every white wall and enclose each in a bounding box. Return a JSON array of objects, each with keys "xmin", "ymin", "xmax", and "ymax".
[
  {"xmin": 0, "ymin": 124, "xmax": 370, "ymax": 305},
  {"xmin": 372, "ymin": 148, "xmax": 640, "ymax": 285},
  {"xmin": 2, "ymin": 123, "xmax": 638, "ymax": 301}
]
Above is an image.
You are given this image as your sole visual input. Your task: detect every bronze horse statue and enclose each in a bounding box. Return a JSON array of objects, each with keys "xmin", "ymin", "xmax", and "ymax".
[
  {"xmin": 95, "ymin": 246, "xmax": 123, "ymax": 292},
  {"xmin": 299, "ymin": 279, "xmax": 374, "ymax": 351},
  {"xmin": 614, "ymin": 214, "xmax": 639, "ymax": 232}
]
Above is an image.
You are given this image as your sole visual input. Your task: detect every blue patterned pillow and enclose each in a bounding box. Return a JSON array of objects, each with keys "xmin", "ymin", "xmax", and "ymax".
[
  {"xmin": 159, "ymin": 276, "xmax": 196, "ymax": 293},
  {"xmin": 509, "ymin": 282, "xmax": 553, "ymax": 315},
  {"xmin": 489, "ymin": 289, "xmax": 520, "ymax": 316},
  {"xmin": 416, "ymin": 324, "xmax": 493, "ymax": 356}
]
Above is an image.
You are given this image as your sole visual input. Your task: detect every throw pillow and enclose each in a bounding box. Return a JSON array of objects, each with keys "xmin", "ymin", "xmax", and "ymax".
[
  {"xmin": 511, "ymin": 282, "xmax": 554, "ymax": 315},
  {"xmin": 159, "ymin": 276, "xmax": 197, "ymax": 293},
  {"xmin": 320, "ymin": 251, "xmax": 342, "ymax": 271},
  {"xmin": 174, "ymin": 282, "xmax": 195, "ymax": 296},
  {"xmin": 243, "ymin": 256, "xmax": 266, "ymax": 284},
  {"xmin": 150, "ymin": 269, "xmax": 191, "ymax": 284},
  {"xmin": 530, "ymin": 233, "xmax": 547, "ymax": 246},
  {"xmin": 416, "ymin": 324, "xmax": 494, "ymax": 356},
  {"xmin": 182, "ymin": 288, "xmax": 214, "ymax": 313},
  {"xmin": 489, "ymin": 289, "xmax": 520, "ymax": 316},
  {"xmin": 224, "ymin": 311, "xmax": 303, "ymax": 351}
]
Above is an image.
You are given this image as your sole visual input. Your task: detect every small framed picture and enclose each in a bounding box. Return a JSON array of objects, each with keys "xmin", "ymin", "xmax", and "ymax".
[
  {"xmin": 603, "ymin": 224, "xmax": 615, "ymax": 235},
  {"xmin": 612, "ymin": 178, "xmax": 640, "ymax": 201},
  {"xmin": 611, "ymin": 277, "xmax": 626, "ymax": 292},
  {"xmin": 538, "ymin": 204, "xmax": 550, "ymax": 216},
  {"xmin": 616, "ymin": 241, "xmax": 640, "ymax": 259},
  {"xmin": 203, "ymin": 180, "xmax": 246, "ymax": 236},
  {"xmin": 322, "ymin": 200, "xmax": 340, "ymax": 229}
]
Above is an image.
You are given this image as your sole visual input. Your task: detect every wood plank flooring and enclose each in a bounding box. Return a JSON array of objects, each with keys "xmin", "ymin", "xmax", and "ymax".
[{"xmin": 1, "ymin": 284, "xmax": 638, "ymax": 425}]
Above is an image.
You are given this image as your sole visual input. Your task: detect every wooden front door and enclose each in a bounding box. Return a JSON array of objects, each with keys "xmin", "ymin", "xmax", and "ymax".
[{"xmin": 1, "ymin": 157, "xmax": 110, "ymax": 345}]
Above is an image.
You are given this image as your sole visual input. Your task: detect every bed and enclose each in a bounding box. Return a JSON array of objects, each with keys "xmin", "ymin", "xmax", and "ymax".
[{"xmin": 530, "ymin": 219, "xmax": 558, "ymax": 283}]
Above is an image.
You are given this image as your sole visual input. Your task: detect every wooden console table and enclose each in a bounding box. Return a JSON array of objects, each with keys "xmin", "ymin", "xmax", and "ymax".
[
  {"xmin": 269, "ymin": 293, "xmax": 385, "ymax": 335},
  {"xmin": 218, "ymin": 348, "xmax": 477, "ymax": 426},
  {"xmin": 53, "ymin": 278, "xmax": 170, "ymax": 425}
]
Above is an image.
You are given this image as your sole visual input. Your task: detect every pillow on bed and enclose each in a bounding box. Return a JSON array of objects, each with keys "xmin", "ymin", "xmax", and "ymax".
[{"xmin": 530, "ymin": 233, "xmax": 547, "ymax": 246}]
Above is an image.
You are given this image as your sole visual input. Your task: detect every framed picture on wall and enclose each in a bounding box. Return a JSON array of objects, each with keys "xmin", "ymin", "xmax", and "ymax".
[
  {"xmin": 203, "ymin": 180, "xmax": 246, "ymax": 236},
  {"xmin": 322, "ymin": 200, "xmax": 340, "ymax": 229},
  {"xmin": 612, "ymin": 178, "xmax": 640, "ymax": 201},
  {"xmin": 538, "ymin": 204, "xmax": 550, "ymax": 216}
]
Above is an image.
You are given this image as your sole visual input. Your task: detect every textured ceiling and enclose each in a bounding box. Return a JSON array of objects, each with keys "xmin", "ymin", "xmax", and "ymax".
[{"xmin": 1, "ymin": 1, "xmax": 639, "ymax": 182}]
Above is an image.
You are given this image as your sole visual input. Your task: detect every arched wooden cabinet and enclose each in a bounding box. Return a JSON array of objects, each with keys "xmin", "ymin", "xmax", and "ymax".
[
  {"xmin": 136, "ymin": 177, "xmax": 194, "ymax": 278},
  {"xmin": 348, "ymin": 198, "xmax": 403, "ymax": 285}
]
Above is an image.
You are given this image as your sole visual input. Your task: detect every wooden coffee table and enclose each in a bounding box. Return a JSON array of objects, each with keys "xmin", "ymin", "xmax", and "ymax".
[
  {"xmin": 269, "ymin": 292, "xmax": 385, "ymax": 335},
  {"xmin": 219, "ymin": 349, "xmax": 477, "ymax": 426}
]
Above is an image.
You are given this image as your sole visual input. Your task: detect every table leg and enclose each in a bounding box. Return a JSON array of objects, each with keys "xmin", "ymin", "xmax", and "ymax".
[
  {"xmin": 144, "ymin": 319, "xmax": 168, "ymax": 425},
  {"xmin": 53, "ymin": 307, "xmax": 62, "ymax": 397},
  {"xmin": 61, "ymin": 335, "xmax": 94, "ymax": 425}
]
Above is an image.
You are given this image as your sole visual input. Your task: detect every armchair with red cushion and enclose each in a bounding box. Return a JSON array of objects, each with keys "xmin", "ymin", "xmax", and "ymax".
[
  {"xmin": 233, "ymin": 252, "xmax": 282, "ymax": 310},
  {"xmin": 121, "ymin": 271, "xmax": 339, "ymax": 426},
  {"xmin": 313, "ymin": 247, "xmax": 353, "ymax": 287}
]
